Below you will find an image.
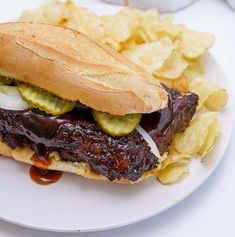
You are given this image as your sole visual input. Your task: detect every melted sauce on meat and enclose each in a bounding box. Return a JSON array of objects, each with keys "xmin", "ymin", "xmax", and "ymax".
[
  {"xmin": 20, "ymin": 108, "xmax": 93, "ymax": 146},
  {"xmin": 29, "ymin": 166, "xmax": 63, "ymax": 185},
  {"xmin": 0, "ymin": 91, "xmax": 198, "ymax": 182},
  {"xmin": 140, "ymin": 92, "xmax": 173, "ymax": 135},
  {"xmin": 22, "ymin": 107, "xmax": 93, "ymax": 185},
  {"xmin": 20, "ymin": 110, "xmax": 67, "ymax": 146}
]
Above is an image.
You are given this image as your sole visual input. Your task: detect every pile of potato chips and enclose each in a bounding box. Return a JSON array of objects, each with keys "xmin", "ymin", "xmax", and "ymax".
[{"xmin": 20, "ymin": 0, "xmax": 229, "ymax": 185}]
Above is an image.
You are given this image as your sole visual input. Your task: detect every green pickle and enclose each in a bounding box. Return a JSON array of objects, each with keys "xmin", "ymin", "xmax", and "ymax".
[
  {"xmin": 17, "ymin": 83, "xmax": 75, "ymax": 115},
  {"xmin": 92, "ymin": 110, "xmax": 142, "ymax": 137}
]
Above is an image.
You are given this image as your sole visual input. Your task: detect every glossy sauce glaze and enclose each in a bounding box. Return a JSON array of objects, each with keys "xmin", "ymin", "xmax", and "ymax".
[
  {"xmin": 20, "ymin": 108, "xmax": 93, "ymax": 147},
  {"xmin": 23, "ymin": 108, "xmax": 91, "ymax": 185},
  {"xmin": 31, "ymin": 153, "xmax": 51, "ymax": 170},
  {"xmin": 29, "ymin": 166, "xmax": 63, "ymax": 185},
  {"xmin": 0, "ymin": 90, "xmax": 198, "ymax": 182}
]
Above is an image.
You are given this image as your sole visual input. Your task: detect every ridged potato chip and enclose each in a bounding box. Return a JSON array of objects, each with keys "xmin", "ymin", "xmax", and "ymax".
[
  {"xmin": 190, "ymin": 76, "xmax": 229, "ymax": 111},
  {"xmin": 137, "ymin": 9, "xmax": 161, "ymax": 42},
  {"xmin": 157, "ymin": 165, "xmax": 189, "ymax": 185},
  {"xmin": 121, "ymin": 36, "xmax": 144, "ymax": 51},
  {"xmin": 205, "ymin": 89, "xmax": 229, "ymax": 111},
  {"xmin": 122, "ymin": 39, "xmax": 174, "ymax": 73},
  {"xmin": 116, "ymin": 7, "xmax": 142, "ymax": 33},
  {"xmin": 174, "ymin": 112, "xmax": 218, "ymax": 155},
  {"xmin": 65, "ymin": 7, "xmax": 104, "ymax": 40},
  {"xmin": 20, "ymin": 0, "xmax": 104, "ymax": 40},
  {"xmin": 154, "ymin": 51, "xmax": 188, "ymax": 79},
  {"xmin": 171, "ymin": 76, "xmax": 189, "ymax": 92},
  {"xmin": 161, "ymin": 152, "xmax": 191, "ymax": 169},
  {"xmin": 20, "ymin": 0, "xmax": 74, "ymax": 24},
  {"xmin": 139, "ymin": 13, "xmax": 183, "ymax": 43},
  {"xmin": 156, "ymin": 76, "xmax": 189, "ymax": 92},
  {"xmin": 184, "ymin": 57, "xmax": 205, "ymax": 81},
  {"xmin": 180, "ymin": 29, "xmax": 214, "ymax": 59},
  {"xmin": 101, "ymin": 15, "xmax": 131, "ymax": 51},
  {"xmin": 154, "ymin": 16, "xmax": 184, "ymax": 40},
  {"xmin": 197, "ymin": 120, "xmax": 220, "ymax": 157}
]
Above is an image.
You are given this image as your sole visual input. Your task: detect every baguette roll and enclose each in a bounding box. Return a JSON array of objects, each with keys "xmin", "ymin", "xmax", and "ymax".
[{"xmin": 0, "ymin": 22, "xmax": 168, "ymax": 115}]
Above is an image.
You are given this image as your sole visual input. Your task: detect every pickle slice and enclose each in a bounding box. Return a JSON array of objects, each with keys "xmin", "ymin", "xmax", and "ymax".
[
  {"xmin": 92, "ymin": 110, "xmax": 142, "ymax": 136},
  {"xmin": 17, "ymin": 83, "xmax": 75, "ymax": 115},
  {"xmin": 0, "ymin": 76, "xmax": 13, "ymax": 85}
]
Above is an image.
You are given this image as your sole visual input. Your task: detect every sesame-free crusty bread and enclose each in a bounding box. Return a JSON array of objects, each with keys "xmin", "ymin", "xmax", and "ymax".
[
  {"xmin": 0, "ymin": 22, "xmax": 168, "ymax": 115},
  {"xmin": 0, "ymin": 140, "xmax": 160, "ymax": 184}
]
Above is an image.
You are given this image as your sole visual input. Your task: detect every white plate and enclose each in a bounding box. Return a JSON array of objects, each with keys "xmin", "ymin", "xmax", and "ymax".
[
  {"xmin": 0, "ymin": 54, "xmax": 233, "ymax": 233},
  {"xmin": 0, "ymin": 3, "xmax": 234, "ymax": 233}
]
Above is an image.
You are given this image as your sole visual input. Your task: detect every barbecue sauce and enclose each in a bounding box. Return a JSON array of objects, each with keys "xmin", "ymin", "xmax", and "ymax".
[
  {"xmin": 31, "ymin": 153, "xmax": 51, "ymax": 170},
  {"xmin": 0, "ymin": 88, "xmax": 198, "ymax": 183},
  {"xmin": 19, "ymin": 108, "xmax": 91, "ymax": 185},
  {"xmin": 29, "ymin": 166, "xmax": 63, "ymax": 185},
  {"xmin": 20, "ymin": 110, "xmax": 67, "ymax": 146},
  {"xmin": 20, "ymin": 108, "xmax": 93, "ymax": 146},
  {"xmin": 30, "ymin": 152, "xmax": 62, "ymax": 185}
]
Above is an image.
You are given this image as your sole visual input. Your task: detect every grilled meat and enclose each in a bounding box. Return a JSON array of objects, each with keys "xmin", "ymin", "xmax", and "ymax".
[{"xmin": 0, "ymin": 87, "xmax": 198, "ymax": 181}]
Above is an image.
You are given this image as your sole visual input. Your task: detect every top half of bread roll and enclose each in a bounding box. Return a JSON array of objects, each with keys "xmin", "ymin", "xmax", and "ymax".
[{"xmin": 0, "ymin": 22, "xmax": 168, "ymax": 115}]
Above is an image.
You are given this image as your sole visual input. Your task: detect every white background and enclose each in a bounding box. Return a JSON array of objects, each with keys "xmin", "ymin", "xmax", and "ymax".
[{"xmin": 0, "ymin": 0, "xmax": 235, "ymax": 236}]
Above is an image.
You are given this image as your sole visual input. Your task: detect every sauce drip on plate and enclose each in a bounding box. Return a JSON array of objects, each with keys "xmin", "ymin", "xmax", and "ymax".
[
  {"xmin": 29, "ymin": 166, "xmax": 63, "ymax": 185},
  {"xmin": 30, "ymin": 152, "xmax": 62, "ymax": 185}
]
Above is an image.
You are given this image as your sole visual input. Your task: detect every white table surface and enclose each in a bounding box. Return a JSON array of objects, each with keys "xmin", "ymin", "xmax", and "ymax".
[{"xmin": 0, "ymin": 0, "xmax": 235, "ymax": 236}]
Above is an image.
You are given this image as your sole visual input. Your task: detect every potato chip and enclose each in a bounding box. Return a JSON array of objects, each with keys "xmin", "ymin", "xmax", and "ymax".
[
  {"xmin": 154, "ymin": 77, "xmax": 172, "ymax": 88},
  {"xmin": 137, "ymin": 9, "xmax": 161, "ymax": 42},
  {"xmin": 171, "ymin": 76, "xmax": 189, "ymax": 92},
  {"xmin": 161, "ymin": 152, "xmax": 191, "ymax": 169},
  {"xmin": 154, "ymin": 75, "xmax": 189, "ymax": 92},
  {"xmin": 139, "ymin": 13, "xmax": 183, "ymax": 43},
  {"xmin": 205, "ymin": 89, "xmax": 229, "ymax": 111},
  {"xmin": 154, "ymin": 51, "xmax": 188, "ymax": 79},
  {"xmin": 122, "ymin": 39, "xmax": 175, "ymax": 73},
  {"xmin": 157, "ymin": 165, "xmax": 189, "ymax": 185},
  {"xmin": 190, "ymin": 76, "xmax": 228, "ymax": 111},
  {"xmin": 65, "ymin": 7, "xmax": 104, "ymax": 40},
  {"xmin": 158, "ymin": 152, "xmax": 168, "ymax": 164},
  {"xmin": 197, "ymin": 120, "xmax": 220, "ymax": 157},
  {"xmin": 116, "ymin": 7, "xmax": 142, "ymax": 33},
  {"xmin": 184, "ymin": 57, "xmax": 205, "ymax": 81},
  {"xmin": 153, "ymin": 17, "xmax": 184, "ymax": 40},
  {"xmin": 20, "ymin": 0, "xmax": 75, "ymax": 24},
  {"xmin": 180, "ymin": 29, "xmax": 214, "ymax": 59},
  {"xmin": 190, "ymin": 76, "xmax": 212, "ymax": 110},
  {"xmin": 20, "ymin": 0, "xmax": 104, "ymax": 41},
  {"xmin": 174, "ymin": 112, "xmax": 217, "ymax": 155},
  {"xmin": 121, "ymin": 36, "xmax": 144, "ymax": 51},
  {"xmin": 101, "ymin": 15, "xmax": 131, "ymax": 51}
]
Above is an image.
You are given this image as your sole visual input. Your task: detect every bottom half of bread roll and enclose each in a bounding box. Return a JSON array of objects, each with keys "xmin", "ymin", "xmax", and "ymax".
[{"xmin": 0, "ymin": 138, "xmax": 159, "ymax": 184}]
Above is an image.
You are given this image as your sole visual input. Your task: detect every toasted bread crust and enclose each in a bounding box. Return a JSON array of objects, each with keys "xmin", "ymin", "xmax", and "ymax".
[{"xmin": 0, "ymin": 22, "xmax": 168, "ymax": 115}]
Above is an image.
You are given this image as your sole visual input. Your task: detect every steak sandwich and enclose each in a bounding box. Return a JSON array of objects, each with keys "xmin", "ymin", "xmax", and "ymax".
[{"xmin": 0, "ymin": 22, "xmax": 198, "ymax": 184}]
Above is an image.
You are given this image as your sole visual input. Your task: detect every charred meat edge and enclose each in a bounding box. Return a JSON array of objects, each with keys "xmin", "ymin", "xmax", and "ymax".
[{"xmin": 0, "ymin": 87, "xmax": 198, "ymax": 181}]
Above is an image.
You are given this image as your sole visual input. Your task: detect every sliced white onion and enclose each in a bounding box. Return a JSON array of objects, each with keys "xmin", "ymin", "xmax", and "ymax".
[
  {"xmin": 136, "ymin": 125, "xmax": 161, "ymax": 158},
  {"xmin": 0, "ymin": 85, "xmax": 31, "ymax": 110}
]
